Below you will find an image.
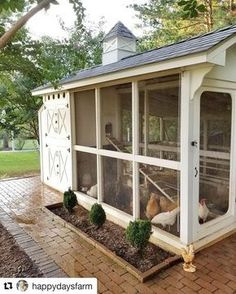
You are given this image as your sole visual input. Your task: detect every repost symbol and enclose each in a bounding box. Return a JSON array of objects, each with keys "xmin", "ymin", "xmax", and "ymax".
[{"xmin": 4, "ymin": 282, "xmax": 13, "ymax": 290}]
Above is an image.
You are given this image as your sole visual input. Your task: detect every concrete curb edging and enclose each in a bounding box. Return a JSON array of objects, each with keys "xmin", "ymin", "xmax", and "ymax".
[
  {"xmin": 43, "ymin": 203, "xmax": 182, "ymax": 283},
  {"xmin": 0, "ymin": 208, "xmax": 67, "ymax": 278}
]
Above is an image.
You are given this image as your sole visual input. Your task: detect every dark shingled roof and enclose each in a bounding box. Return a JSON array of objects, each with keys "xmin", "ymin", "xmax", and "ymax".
[
  {"xmin": 103, "ymin": 21, "xmax": 137, "ymax": 41},
  {"xmin": 34, "ymin": 24, "xmax": 236, "ymax": 92}
]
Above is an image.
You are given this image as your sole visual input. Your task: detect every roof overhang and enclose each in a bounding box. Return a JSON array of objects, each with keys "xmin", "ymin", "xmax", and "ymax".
[{"xmin": 32, "ymin": 35, "xmax": 236, "ymax": 96}]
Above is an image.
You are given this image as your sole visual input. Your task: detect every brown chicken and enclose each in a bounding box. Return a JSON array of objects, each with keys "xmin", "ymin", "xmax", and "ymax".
[
  {"xmin": 145, "ymin": 193, "xmax": 161, "ymax": 220},
  {"xmin": 159, "ymin": 196, "xmax": 177, "ymax": 212}
]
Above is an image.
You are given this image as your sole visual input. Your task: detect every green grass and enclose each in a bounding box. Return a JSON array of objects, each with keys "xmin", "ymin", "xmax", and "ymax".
[{"xmin": 0, "ymin": 151, "xmax": 40, "ymax": 179}]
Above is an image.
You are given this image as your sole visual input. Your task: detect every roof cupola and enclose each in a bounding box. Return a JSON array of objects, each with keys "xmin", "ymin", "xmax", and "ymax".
[{"xmin": 102, "ymin": 21, "xmax": 137, "ymax": 65}]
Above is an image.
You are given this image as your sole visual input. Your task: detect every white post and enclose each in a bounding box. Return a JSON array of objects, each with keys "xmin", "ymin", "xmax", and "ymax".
[
  {"xmin": 144, "ymin": 89, "xmax": 149, "ymax": 156},
  {"xmin": 180, "ymin": 71, "xmax": 195, "ymax": 245},
  {"xmin": 96, "ymin": 88, "xmax": 103, "ymax": 203},
  {"xmin": 70, "ymin": 92, "xmax": 77, "ymax": 190},
  {"xmin": 132, "ymin": 81, "xmax": 140, "ymax": 219},
  {"xmin": 38, "ymin": 105, "xmax": 44, "ymax": 182}
]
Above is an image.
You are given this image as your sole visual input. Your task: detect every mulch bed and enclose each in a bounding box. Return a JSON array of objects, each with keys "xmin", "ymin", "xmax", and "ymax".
[
  {"xmin": 51, "ymin": 205, "xmax": 174, "ymax": 273},
  {"xmin": 0, "ymin": 223, "xmax": 43, "ymax": 277}
]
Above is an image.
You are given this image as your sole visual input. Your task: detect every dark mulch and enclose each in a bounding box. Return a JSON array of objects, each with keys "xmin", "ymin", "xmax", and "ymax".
[
  {"xmin": 0, "ymin": 223, "xmax": 43, "ymax": 277},
  {"xmin": 51, "ymin": 205, "xmax": 173, "ymax": 272}
]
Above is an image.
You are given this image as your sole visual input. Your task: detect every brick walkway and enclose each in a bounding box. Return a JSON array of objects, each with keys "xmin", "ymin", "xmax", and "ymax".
[{"xmin": 0, "ymin": 176, "xmax": 235, "ymax": 294}]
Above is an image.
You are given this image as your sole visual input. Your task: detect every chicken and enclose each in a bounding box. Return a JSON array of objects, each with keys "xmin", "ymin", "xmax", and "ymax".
[
  {"xmin": 181, "ymin": 244, "xmax": 196, "ymax": 272},
  {"xmin": 198, "ymin": 198, "xmax": 209, "ymax": 223},
  {"xmin": 87, "ymin": 184, "xmax": 97, "ymax": 198},
  {"xmin": 151, "ymin": 207, "xmax": 180, "ymax": 230},
  {"xmin": 145, "ymin": 192, "xmax": 161, "ymax": 220},
  {"xmin": 159, "ymin": 196, "xmax": 177, "ymax": 212}
]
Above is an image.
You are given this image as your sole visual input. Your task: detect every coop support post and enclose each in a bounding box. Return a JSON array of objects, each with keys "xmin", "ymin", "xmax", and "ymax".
[
  {"xmin": 132, "ymin": 81, "xmax": 140, "ymax": 219},
  {"xmin": 70, "ymin": 92, "xmax": 77, "ymax": 191},
  {"xmin": 144, "ymin": 89, "xmax": 149, "ymax": 157},
  {"xmin": 180, "ymin": 71, "xmax": 195, "ymax": 245},
  {"xmin": 96, "ymin": 88, "xmax": 103, "ymax": 203},
  {"xmin": 38, "ymin": 105, "xmax": 44, "ymax": 182}
]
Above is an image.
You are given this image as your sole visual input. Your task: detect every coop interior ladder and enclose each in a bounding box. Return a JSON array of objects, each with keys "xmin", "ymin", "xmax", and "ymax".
[{"xmin": 106, "ymin": 136, "xmax": 175, "ymax": 203}]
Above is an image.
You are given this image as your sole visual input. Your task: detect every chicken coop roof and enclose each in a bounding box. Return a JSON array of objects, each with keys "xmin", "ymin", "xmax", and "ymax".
[
  {"xmin": 103, "ymin": 21, "xmax": 137, "ymax": 41},
  {"xmin": 33, "ymin": 24, "xmax": 236, "ymax": 93}
]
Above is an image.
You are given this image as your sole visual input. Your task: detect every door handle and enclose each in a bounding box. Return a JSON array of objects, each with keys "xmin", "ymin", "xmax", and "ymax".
[{"xmin": 195, "ymin": 167, "xmax": 198, "ymax": 177}]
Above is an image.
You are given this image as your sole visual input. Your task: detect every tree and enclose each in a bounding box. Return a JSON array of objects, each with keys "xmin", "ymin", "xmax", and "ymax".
[
  {"xmin": 178, "ymin": 0, "xmax": 236, "ymax": 31},
  {"xmin": 36, "ymin": 22, "xmax": 104, "ymax": 86},
  {"xmin": 0, "ymin": 8, "xmax": 104, "ymax": 144},
  {"xmin": 0, "ymin": 0, "xmax": 84, "ymax": 49},
  {"xmin": 0, "ymin": 0, "xmax": 57, "ymax": 49},
  {"xmin": 0, "ymin": 73, "xmax": 42, "ymax": 142},
  {"xmin": 132, "ymin": 0, "xmax": 236, "ymax": 51}
]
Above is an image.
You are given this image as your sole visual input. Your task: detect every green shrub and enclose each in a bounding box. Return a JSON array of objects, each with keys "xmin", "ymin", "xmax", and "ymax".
[
  {"xmin": 63, "ymin": 188, "xmax": 77, "ymax": 212},
  {"xmin": 125, "ymin": 220, "xmax": 152, "ymax": 253},
  {"xmin": 89, "ymin": 203, "xmax": 106, "ymax": 228}
]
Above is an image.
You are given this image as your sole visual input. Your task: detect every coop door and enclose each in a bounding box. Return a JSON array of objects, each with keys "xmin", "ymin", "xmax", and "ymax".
[
  {"xmin": 195, "ymin": 91, "xmax": 232, "ymax": 227},
  {"xmin": 40, "ymin": 98, "xmax": 72, "ymax": 192}
]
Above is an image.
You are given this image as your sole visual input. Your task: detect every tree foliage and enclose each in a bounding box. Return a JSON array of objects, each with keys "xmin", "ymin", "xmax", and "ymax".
[
  {"xmin": 0, "ymin": 72, "xmax": 42, "ymax": 142},
  {"xmin": 0, "ymin": 0, "xmax": 86, "ymax": 49},
  {"xmin": 132, "ymin": 0, "xmax": 236, "ymax": 50},
  {"xmin": 0, "ymin": 0, "xmax": 26, "ymax": 13},
  {"xmin": 0, "ymin": 1, "xmax": 104, "ymax": 143}
]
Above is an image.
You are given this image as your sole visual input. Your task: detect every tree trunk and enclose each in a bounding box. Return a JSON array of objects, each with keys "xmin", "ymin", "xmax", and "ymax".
[
  {"xmin": 3, "ymin": 132, "xmax": 9, "ymax": 150},
  {"xmin": 204, "ymin": 0, "xmax": 213, "ymax": 32},
  {"xmin": 0, "ymin": 0, "xmax": 54, "ymax": 49}
]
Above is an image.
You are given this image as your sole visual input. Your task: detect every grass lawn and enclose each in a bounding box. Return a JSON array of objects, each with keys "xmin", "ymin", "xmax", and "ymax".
[{"xmin": 0, "ymin": 151, "xmax": 40, "ymax": 179}]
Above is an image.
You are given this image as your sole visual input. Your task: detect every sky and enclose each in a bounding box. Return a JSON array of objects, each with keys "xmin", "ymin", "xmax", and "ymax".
[{"xmin": 27, "ymin": 0, "xmax": 146, "ymax": 39}]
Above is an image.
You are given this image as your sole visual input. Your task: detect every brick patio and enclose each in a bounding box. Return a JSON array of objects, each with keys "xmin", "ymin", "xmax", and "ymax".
[{"xmin": 0, "ymin": 176, "xmax": 235, "ymax": 293}]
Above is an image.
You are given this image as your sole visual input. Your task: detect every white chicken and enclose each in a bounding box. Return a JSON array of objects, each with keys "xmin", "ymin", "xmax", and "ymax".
[
  {"xmin": 198, "ymin": 198, "xmax": 209, "ymax": 223},
  {"xmin": 87, "ymin": 184, "xmax": 97, "ymax": 198},
  {"xmin": 151, "ymin": 207, "xmax": 180, "ymax": 230}
]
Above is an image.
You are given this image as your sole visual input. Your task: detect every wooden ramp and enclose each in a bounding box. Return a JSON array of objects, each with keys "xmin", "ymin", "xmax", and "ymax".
[{"xmin": 106, "ymin": 136, "xmax": 130, "ymax": 153}]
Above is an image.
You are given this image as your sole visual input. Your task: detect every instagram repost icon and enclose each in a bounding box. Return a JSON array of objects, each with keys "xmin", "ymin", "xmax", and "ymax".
[
  {"xmin": 4, "ymin": 282, "xmax": 13, "ymax": 290},
  {"xmin": 16, "ymin": 280, "xmax": 28, "ymax": 292}
]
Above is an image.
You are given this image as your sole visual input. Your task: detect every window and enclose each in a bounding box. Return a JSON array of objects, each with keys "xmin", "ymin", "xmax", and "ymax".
[
  {"xmin": 101, "ymin": 83, "xmax": 132, "ymax": 153},
  {"xmin": 74, "ymin": 75, "xmax": 181, "ymax": 237},
  {"xmin": 77, "ymin": 151, "xmax": 97, "ymax": 198},
  {"xmin": 199, "ymin": 92, "xmax": 231, "ymax": 223},
  {"xmin": 75, "ymin": 90, "xmax": 96, "ymax": 147},
  {"xmin": 138, "ymin": 74, "xmax": 180, "ymax": 160},
  {"xmin": 139, "ymin": 164, "xmax": 180, "ymax": 236},
  {"xmin": 102, "ymin": 157, "xmax": 133, "ymax": 215}
]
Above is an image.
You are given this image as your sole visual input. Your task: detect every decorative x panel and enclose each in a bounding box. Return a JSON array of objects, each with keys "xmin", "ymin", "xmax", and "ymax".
[
  {"xmin": 48, "ymin": 148, "xmax": 68, "ymax": 183},
  {"xmin": 57, "ymin": 108, "xmax": 67, "ymax": 135}
]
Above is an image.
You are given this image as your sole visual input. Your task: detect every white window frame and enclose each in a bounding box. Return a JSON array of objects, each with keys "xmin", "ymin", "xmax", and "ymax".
[{"xmin": 73, "ymin": 74, "xmax": 182, "ymax": 241}]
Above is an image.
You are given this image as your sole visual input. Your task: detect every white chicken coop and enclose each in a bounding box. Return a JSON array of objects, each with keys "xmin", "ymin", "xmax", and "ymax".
[{"xmin": 33, "ymin": 22, "xmax": 236, "ymax": 254}]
